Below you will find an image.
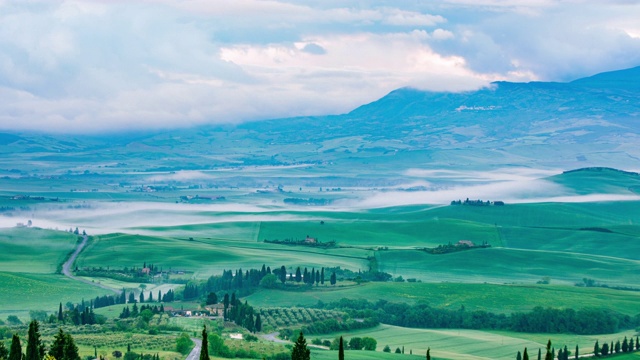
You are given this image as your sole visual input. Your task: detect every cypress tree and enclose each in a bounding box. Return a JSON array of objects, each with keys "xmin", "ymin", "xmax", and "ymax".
[
  {"xmin": 594, "ymin": 341, "xmax": 599, "ymax": 356},
  {"xmin": 623, "ymin": 337, "xmax": 629, "ymax": 352},
  {"xmin": 63, "ymin": 334, "xmax": 80, "ymax": 360},
  {"xmin": 320, "ymin": 268, "xmax": 324, "ymax": 285},
  {"xmin": 255, "ymin": 313, "xmax": 262, "ymax": 332},
  {"xmin": 537, "ymin": 348, "xmax": 541, "ymax": 360},
  {"xmin": 330, "ymin": 272, "xmax": 336, "ymax": 285},
  {"xmin": 291, "ymin": 332, "xmax": 310, "ymax": 360},
  {"xmin": 636, "ymin": 336, "xmax": 640, "ymax": 350},
  {"xmin": 158, "ymin": 290, "xmax": 161, "ymax": 303},
  {"xmin": 199, "ymin": 326, "xmax": 209, "ymax": 360},
  {"xmin": 26, "ymin": 320, "xmax": 44, "ymax": 360},
  {"xmin": 9, "ymin": 334, "xmax": 21, "ymax": 360},
  {"xmin": 426, "ymin": 348, "xmax": 430, "ymax": 360},
  {"xmin": 523, "ymin": 348, "xmax": 529, "ymax": 360},
  {"xmin": 338, "ymin": 336, "xmax": 344, "ymax": 360},
  {"xmin": 0, "ymin": 340, "xmax": 8, "ymax": 360},
  {"xmin": 516, "ymin": 351, "xmax": 522, "ymax": 360},
  {"xmin": 544, "ymin": 340, "xmax": 552, "ymax": 360},
  {"xmin": 295, "ymin": 267, "xmax": 302, "ymax": 283},
  {"xmin": 575, "ymin": 345, "xmax": 578, "ymax": 359},
  {"xmin": 279, "ymin": 266, "xmax": 286, "ymax": 284},
  {"xmin": 630, "ymin": 338, "xmax": 635, "ymax": 352},
  {"xmin": 58, "ymin": 303, "xmax": 64, "ymax": 322},
  {"xmin": 563, "ymin": 345, "xmax": 568, "ymax": 360},
  {"xmin": 49, "ymin": 328, "xmax": 66, "ymax": 360}
]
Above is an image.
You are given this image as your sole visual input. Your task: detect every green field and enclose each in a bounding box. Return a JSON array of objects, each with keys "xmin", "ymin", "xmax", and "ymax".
[
  {"xmin": 0, "ymin": 228, "xmax": 79, "ymax": 273},
  {"xmin": 76, "ymin": 233, "xmax": 371, "ymax": 279},
  {"xmin": 246, "ymin": 282, "xmax": 640, "ymax": 315},
  {"xmin": 311, "ymin": 324, "xmax": 639, "ymax": 360},
  {"xmin": 0, "ymin": 272, "xmax": 110, "ymax": 314}
]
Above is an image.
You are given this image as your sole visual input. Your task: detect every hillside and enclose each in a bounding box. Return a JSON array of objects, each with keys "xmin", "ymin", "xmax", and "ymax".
[{"xmin": 1, "ymin": 66, "xmax": 639, "ymax": 181}]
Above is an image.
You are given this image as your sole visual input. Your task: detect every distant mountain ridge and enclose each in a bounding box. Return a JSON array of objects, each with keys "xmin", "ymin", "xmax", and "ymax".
[{"xmin": 2, "ymin": 65, "xmax": 640, "ymax": 173}]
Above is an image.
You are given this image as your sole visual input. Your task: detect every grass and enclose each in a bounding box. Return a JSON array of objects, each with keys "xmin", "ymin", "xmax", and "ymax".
[
  {"xmin": 310, "ymin": 324, "xmax": 640, "ymax": 360},
  {"xmin": 0, "ymin": 272, "xmax": 112, "ymax": 313},
  {"xmin": 0, "ymin": 227, "xmax": 79, "ymax": 273},
  {"xmin": 246, "ymin": 282, "xmax": 640, "ymax": 315},
  {"xmin": 76, "ymin": 233, "xmax": 371, "ymax": 279}
]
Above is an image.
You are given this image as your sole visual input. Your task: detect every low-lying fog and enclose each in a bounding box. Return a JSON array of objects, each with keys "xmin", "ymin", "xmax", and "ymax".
[{"xmin": 2, "ymin": 168, "xmax": 638, "ymax": 235}]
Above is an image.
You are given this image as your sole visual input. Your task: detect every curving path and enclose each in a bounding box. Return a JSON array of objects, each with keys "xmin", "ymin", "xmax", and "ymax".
[
  {"xmin": 186, "ymin": 338, "xmax": 202, "ymax": 360},
  {"xmin": 62, "ymin": 235, "xmax": 119, "ymax": 294}
]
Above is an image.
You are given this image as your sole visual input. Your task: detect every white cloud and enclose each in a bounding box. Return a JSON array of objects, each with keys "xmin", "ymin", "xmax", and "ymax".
[{"xmin": 0, "ymin": 0, "xmax": 639, "ymax": 132}]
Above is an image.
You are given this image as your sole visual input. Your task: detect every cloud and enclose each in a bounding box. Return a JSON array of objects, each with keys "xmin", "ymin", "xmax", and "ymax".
[{"xmin": 0, "ymin": 1, "xmax": 639, "ymax": 132}]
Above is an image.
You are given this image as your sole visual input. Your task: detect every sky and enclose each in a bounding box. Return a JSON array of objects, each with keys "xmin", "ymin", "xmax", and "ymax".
[{"xmin": 1, "ymin": 0, "xmax": 640, "ymax": 133}]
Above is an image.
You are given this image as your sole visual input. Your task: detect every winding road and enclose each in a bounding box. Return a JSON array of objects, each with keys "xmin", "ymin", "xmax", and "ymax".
[
  {"xmin": 62, "ymin": 235, "xmax": 119, "ymax": 294},
  {"xmin": 186, "ymin": 338, "xmax": 202, "ymax": 360}
]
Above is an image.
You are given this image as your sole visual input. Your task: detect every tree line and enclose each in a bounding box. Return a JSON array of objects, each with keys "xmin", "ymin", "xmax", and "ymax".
[{"xmin": 317, "ymin": 299, "xmax": 640, "ymax": 335}]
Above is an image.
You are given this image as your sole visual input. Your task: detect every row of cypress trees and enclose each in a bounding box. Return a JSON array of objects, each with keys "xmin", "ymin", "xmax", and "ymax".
[{"xmin": 0, "ymin": 320, "xmax": 80, "ymax": 360}]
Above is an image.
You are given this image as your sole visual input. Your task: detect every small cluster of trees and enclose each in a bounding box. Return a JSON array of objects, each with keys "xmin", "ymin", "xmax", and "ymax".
[
  {"xmin": 222, "ymin": 293, "xmax": 262, "ymax": 333},
  {"xmin": 0, "ymin": 321, "xmax": 80, "ymax": 360},
  {"xmin": 593, "ymin": 336, "xmax": 640, "ymax": 356},
  {"xmin": 53, "ymin": 302, "xmax": 100, "ymax": 326},
  {"xmin": 450, "ymin": 198, "xmax": 504, "ymax": 206},
  {"xmin": 119, "ymin": 304, "xmax": 164, "ymax": 319}
]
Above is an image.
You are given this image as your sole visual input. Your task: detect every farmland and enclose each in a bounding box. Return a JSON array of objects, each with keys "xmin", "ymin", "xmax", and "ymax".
[{"xmin": 1, "ymin": 168, "xmax": 640, "ymax": 360}]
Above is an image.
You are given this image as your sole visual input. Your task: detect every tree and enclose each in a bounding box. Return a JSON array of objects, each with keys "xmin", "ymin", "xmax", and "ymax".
[
  {"xmin": 63, "ymin": 334, "xmax": 80, "ymax": 360},
  {"xmin": 255, "ymin": 313, "xmax": 262, "ymax": 332},
  {"xmin": 426, "ymin": 348, "xmax": 431, "ymax": 360},
  {"xmin": 259, "ymin": 274, "xmax": 278, "ymax": 289},
  {"xmin": 622, "ymin": 337, "xmax": 629, "ymax": 352},
  {"xmin": 348, "ymin": 337, "xmax": 362, "ymax": 350},
  {"xmin": 574, "ymin": 345, "xmax": 578, "ymax": 359},
  {"xmin": 175, "ymin": 333, "xmax": 193, "ymax": 355},
  {"xmin": 206, "ymin": 293, "xmax": 218, "ymax": 305},
  {"xmin": 112, "ymin": 351, "xmax": 123, "ymax": 358},
  {"xmin": 544, "ymin": 340, "xmax": 552, "ymax": 360},
  {"xmin": 338, "ymin": 336, "xmax": 344, "ymax": 360},
  {"xmin": 295, "ymin": 267, "xmax": 302, "ymax": 283},
  {"xmin": 26, "ymin": 320, "xmax": 45, "ymax": 360},
  {"xmin": 200, "ymin": 326, "xmax": 209, "ymax": 360},
  {"xmin": 9, "ymin": 335, "xmax": 21, "ymax": 360},
  {"xmin": 279, "ymin": 266, "xmax": 287, "ymax": 284},
  {"xmin": 0, "ymin": 341, "xmax": 9, "ymax": 360},
  {"xmin": 139, "ymin": 292, "xmax": 145, "ymax": 303},
  {"xmin": 383, "ymin": 345, "xmax": 391, "ymax": 353},
  {"xmin": 516, "ymin": 351, "xmax": 521, "ymax": 360},
  {"xmin": 291, "ymin": 332, "xmax": 310, "ymax": 360},
  {"xmin": 58, "ymin": 303, "xmax": 64, "ymax": 322},
  {"xmin": 330, "ymin": 272, "xmax": 336, "ymax": 286},
  {"xmin": 395, "ymin": 348, "xmax": 401, "ymax": 354},
  {"xmin": 594, "ymin": 341, "xmax": 599, "ymax": 357},
  {"xmin": 615, "ymin": 340, "xmax": 621, "ymax": 353},
  {"xmin": 523, "ymin": 348, "xmax": 529, "ymax": 360},
  {"xmin": 320, "ymin": 267, "xmax": 325, "ymax": 285},
  {"xmin": 537, "ymin": 348, "xmax": 541, "ymax": 360},
  {"xmin": 49, "ymin": 328, "xmax": 66, "ymax": 360},
  {"xmin": 601, "ymin": 342, "xmax": 609, "ymax": 356},
  {"xmin": 362, "ymin": 337, "xmax": 377, "ymax": 351}
]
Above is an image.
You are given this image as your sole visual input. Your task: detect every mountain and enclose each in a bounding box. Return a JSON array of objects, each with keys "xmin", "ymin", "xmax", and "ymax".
[{"xmin": 2, "ymin": 66, "xmax": 640, "ymax": 176}]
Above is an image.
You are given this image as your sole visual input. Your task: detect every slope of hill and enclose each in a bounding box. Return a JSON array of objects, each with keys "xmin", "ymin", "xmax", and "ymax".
[{"xmin": 1, "ymin": 66, "xmax": 639, "ymax": 177}]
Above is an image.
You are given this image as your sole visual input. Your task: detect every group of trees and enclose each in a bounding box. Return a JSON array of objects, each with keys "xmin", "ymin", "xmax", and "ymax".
[
  {"xmin": 594, "ymin": 336, "xmax": 640, "ymax": 356},
  {"xmin": 0, "ymin": 321, "xmax": 80, "ymax": 360},
  {"xmin": 222, "ymin": 294, "xmax": 262, "ymax": 333},
  {"xmin": 318, "ymin": 299, "xmax": 639, "ymax": 335},
  {"xmin": 53, "ymin": 302, "xmax": 100, "ymax": 326},
  {"xmin": 119, "ymin": 304, "xmax": 164, "ymax": 319}
]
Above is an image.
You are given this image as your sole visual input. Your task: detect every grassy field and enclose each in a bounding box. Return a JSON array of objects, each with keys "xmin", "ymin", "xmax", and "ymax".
[
  {"xmin": 76, "ymin": 233, "xmax": 371, "ymax": 279},
  {"xmin": 310, "ymin": 324, "xmax": 640, "ymax": 360},
  {"xmin": 246, "ymin": 282, "xmax": 640, "ymax": 315},
  {"xmin": 0, "ymin": 227, "xmax": 79, "ymax": 273},
  {"xmin": 0, "ymin": 272, "xmax": 110, "ymax": 315}
]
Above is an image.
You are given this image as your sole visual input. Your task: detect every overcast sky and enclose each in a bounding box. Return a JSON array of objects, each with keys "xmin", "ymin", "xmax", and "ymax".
[{"xmin": 1, "ymin": 0, "xmax": 639, "ymax": 133}]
